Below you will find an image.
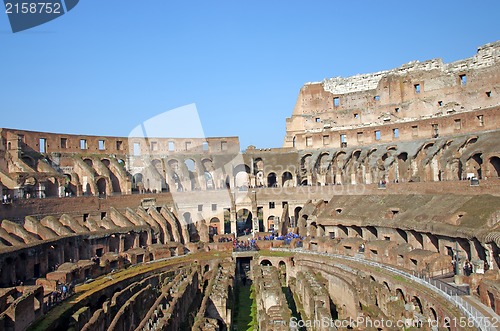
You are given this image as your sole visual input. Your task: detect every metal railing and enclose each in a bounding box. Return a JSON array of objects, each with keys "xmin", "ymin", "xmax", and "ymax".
[{"xmin": 271, "ymin": 248, "xmax": 498, "ymax": 331}]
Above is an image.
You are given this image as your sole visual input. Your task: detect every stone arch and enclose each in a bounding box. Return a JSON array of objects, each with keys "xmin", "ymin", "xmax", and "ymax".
[
  {"xmin": 83, "ymin": 158, "xmax": 94, "ymax": 169},
  {"xmin": 96, "ymin": 177, "xmax": 107, "ymax": 196},
  {"xmin": 168, "ymin": 159, "xmax": 183, "ymax": 192},
  {"xmin": 333, "ymin": 151, "xmax": 347, "ymax": 184},
  {"xmin": 63, "ymin": 174, "xmax": 77, "ymax": 196},
  {"xmin": 151, "ymin": 159, "xmax": 167, "ymax": 191},
  {"xmin": 132, "ymin": 173, "xmax": 143, "ymax": 192},
  {"xmin": 395, "ymin": 288, "xmax": 406, "ymax": 303},
  {"xmin": 300, "ymin": 154, "xmax": 312, "ymax": 184},
  {"xmin": 282, "ymin": 171, "xmax": 293, "ymax": 187},
  {"xmin": 267, "ymin": 172, "xmax": 277, "ymax": 187},
  {"xmin": 267, "ymin": 215, "xmax": 275, "ymax": 232},
  {"xmin": 236, "ymin": 208, "xmax": 252, "ymax": 235},
  {"xmin": 315, "ymin": 152, "xmax": 331, "ymax": 185},
  {"xmin": 428, "ymin": 306, "xmax": 438, "ymax": 324},
  {"xmin": 101, "ymin": 159, "xmax": 122, "ymax": 193},
  {"xmin": 184, "ymin": 158, "xmax": 198, "ymax": 190},
  {"xmin": 209, "ymin": 217, "xmax": 220, "ymax": 236},
  {"xmin": 488, "ymin": 156, "xmax": 500, "ymax": 178},
  {"xmin": 466, "ymin": 153, "xmax": 483, "ymax": 179},
  {"xmin": 253, "ymin": 158, "xmax": 264, "ymax": 174},
  {"xmin": 412, "ymin": 296, "xmax": 424, "ymax": 314},
  {"xmin": 233, "ymin": 164, "xmax": 250, "ymax": 189},
  {"xmin": 260, "ymin": 259, "xmax": 272, "ymax": 266},
  {"xmin": 293, "ymin": 206, "xmax": 302, "ymax": 228},
  {"xmin": 201, "ymin": 158, "xmax": 215, "ymax": 189}
]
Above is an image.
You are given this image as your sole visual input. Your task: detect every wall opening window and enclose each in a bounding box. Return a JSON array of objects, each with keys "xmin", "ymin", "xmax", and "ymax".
[
  {"xmin": 374, "ymin": 95, "xmax": 380, "ymax": 101},
  {"xmin": 477, "ymin": 115, "xmax": 484, "ymax": 126},
  {"xmin": 305, "ymin": 136, "xmax": 312, "ymax": 147},
  {"xmin": 414, "ymin": 84, "xmax": 421, "ymax": 93},
  {"xmin": 432, "ymin": 124, "xmax": 439, "ymax": 138},
  {"xmin": 203, "ymin": 141, "xmax": 209, "ymax": 151},
  {"xmin": 269, "ymin": 202, "xmax": 275, "ymax": 209},
  {"xmin": 375, "ymin": 130, "xmax": 381, "ymax": 141},
  {"xmin": 39, "ymin": 138, "xmax": 47, "ymax": 153},
  {"xmin": 357, "ymin": 132, "xmax": 363, "ymax": 142},
  {"xmin": 185, "ymin": 141, "xmax": 191, "ymax": 150},
  {"xmin": 333, "ymin": 97, "xmax": 340, "ymax": 107},
  {"xmin": 412, "ymin": 125, "xmax": 418, "ymax": 137},
  {"xmin": 340, "ymin": 134, "xmax": 347, "ymax": 147},
  {"xmin": 459, "ymin": 74, "xmax": 467, "ymax": 86},
  {"xmin": 168, "ymin": 141, "xmax": 175, "ymax": 151},
  {"xmin": 60, "ymin": 138, "xmax": 67, "ymax": 149},
  {"xmin": 292, "ymin": 136, "xmax": 296, "ymax": 148},
  {"xmin": 116, "ymin": 140, "xmax": 123, "ymax": 150},
  {"xmin": 394, "ymin": 108, "xmax": 400, "ymax": 113},
  {"xmin": 454, "ymin": 119, "xmax": 462, "ymax": 130},
  {"xmin": 438, "ymin": 101, "xmax": 443, "ymax": 106},
  {"xmin": 315, "ymin": 117, "xmax": 320, "ymax": 123},
  {"xmin": 486, "ymin": 91, "xmax": 491, "ymax": 97},
  {"xmin": 221, "ymin": 141, "xmax": 228, "ymax": 151},
  {"xmin": 354, "ymin": 113, "xmax": 359, "ymax": 119},
  {"xmin": 323, "ymin": 135, "xmax": 330, "ymax": 145},
  {"xmin": 80, "ymin": 139, "xmax": 87, "ymax": 150},
  {"xmin": 393, "ymin": 128, "xmax": 399, "ymax": 139},
  {"xmin": 99, "ymin": 140, "xmax": 105, "ymax": 150},
  {"xmin": 198, "ymin": 204, "xmax": 203, "ymax": 212},
  {"xmin": 212, "ymin": 204, "xmax": 217, "ymax": 211},
  {"xmin": 133, "ymin": 142, "xmax": 141, "ymax": 156},
  {"xmin": 149, "ymin": 141, "xmax": 157, "ymax": 151}
]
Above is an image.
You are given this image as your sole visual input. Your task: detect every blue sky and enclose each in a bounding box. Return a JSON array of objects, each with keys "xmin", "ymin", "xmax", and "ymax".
[{"xmin": 1, "ymin": 1, "xmax": 499, "ymax": 149}]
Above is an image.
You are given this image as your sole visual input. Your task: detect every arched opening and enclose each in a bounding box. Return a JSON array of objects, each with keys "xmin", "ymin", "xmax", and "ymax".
[
  {"xmin": 467, "ymin": 153, "xmax": 483, "ymax": 179},
  {"xmin": 236, "ymin": 209, "xmax": 252, "ymax": 236},
  {"xmin": 83, "ymin": 158, "xmax": 94, "ymax": 169},
  {"xmin": 101, "ymin": 159, "xmax": 121, "ymax": 194},
  {"xmin": 260, "ymin": 259, "xmax": 272, "ymax": 266},
  {"xmin": 209, "ymin": 217, "xmax": 220, "ymax": 236},
  {"xmin": 282, "ymin": 171, "xmax": 293, "ymax": 187},
  {"xmin": 64, "ymin": 174, "xmax": 76, "ymax": 197},
  {"xmin": 488, "ymin": 156, "xmax": 500, "ymax": 178},
  {"xmin": 96, "ymin": 178, "xmax": 107, "ymax": 196},
  {"xmin": 183, "ymin": 212, "xmax": 199, "ymax": 242},
  {"xmin": 300, "ymin": 154, "xmax": 312, "ymax": 176},
  {"xmin": 267, "ymin": 172, "xmax": 277, "ymax": 187},
  {"xmin": 202, "ymin": 158, "xmax": 215, "ymax": 189},
  {"xmin": 168, "ymin": 159, "xmax": 183, "ymax": 192},
  {"xmin": 395, "ymin": 288, "xmax": 406, "ymax": 303},
  {"xmin": 151, "ymin": 159, "xmax": 167, "ymax": 192},
  {"xmin": 184, "ymin": 158, "xmax": 197, "ymax": 190},
  {"xmin": 254, "ymin": 158, "xmax": 264, "ymax": 175},
  {"xmin": 267, "ymin": 216, "xmax": 275, "ymax": 232},
  {"xmin": 132, "ymin": 173, "xmax": 143, "ymax": 192},
  {"xmin": 412, "ymin": 296, "xmax": 424, "ymax": 314},
  {"xmin": 293, "ymin": 207, "xmax": 302, "ymax": 228},
  {"xmin": 429, "ymin": 307, "xmax": 438, "ymax": 322},
  {"xmin": 315, "ymin": 153, "xmax": 331, "ymax": 185},
  {"xmin": 233, "ymin": 164, "xmax": 250, "ymax": 189}
]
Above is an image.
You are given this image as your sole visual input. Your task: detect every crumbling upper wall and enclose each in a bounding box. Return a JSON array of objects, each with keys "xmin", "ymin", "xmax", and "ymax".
[{"xmin": 285, "ymin": 41, "xmax": 500, "ymax": 148}]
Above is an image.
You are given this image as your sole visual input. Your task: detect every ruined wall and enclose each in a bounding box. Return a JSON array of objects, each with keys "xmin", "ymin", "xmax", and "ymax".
[{"xmin": 284, "ymin": 41, "xmax": 500, "ymax": 149}]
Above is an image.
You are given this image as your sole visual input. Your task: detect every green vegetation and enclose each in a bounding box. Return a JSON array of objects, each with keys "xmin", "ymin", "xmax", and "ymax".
[
  {"xmin": 258, "ymin": 249, "xmax": 294, "ymax": 257},
  {"xmin": 233, "ymin": 283, "xmax": 256, "ymax": 330}
]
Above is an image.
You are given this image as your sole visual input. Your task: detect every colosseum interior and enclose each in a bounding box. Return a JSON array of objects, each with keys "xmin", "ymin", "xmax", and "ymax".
[{"xmin": 0, "ymin": 41, "xmax": 499, "ymax": 331}]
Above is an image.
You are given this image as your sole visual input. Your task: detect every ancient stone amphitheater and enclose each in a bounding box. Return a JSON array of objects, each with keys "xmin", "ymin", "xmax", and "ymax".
[{"xmin": 0, "ymin": 41, "xmax": 499, "ymax": 331}]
